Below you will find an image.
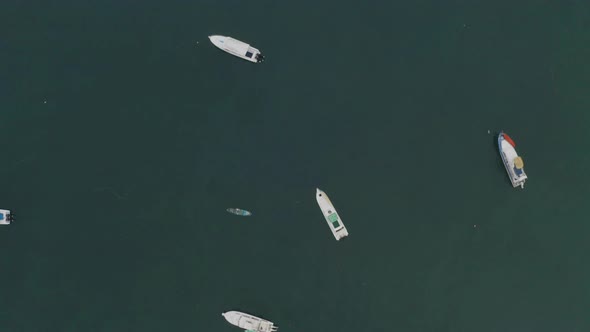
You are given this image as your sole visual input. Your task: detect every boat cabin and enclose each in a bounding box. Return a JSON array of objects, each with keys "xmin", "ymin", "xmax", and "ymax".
[{"xmin": 327, "ymin": 211, "xmax": 341, "ymax": 228}]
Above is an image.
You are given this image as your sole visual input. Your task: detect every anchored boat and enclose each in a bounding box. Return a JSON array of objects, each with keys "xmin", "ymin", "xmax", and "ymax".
[
  {"xmin": 209, "ymin": 35, "xmax": 265, "ymax": 63},
  {"xmin": 316, "ymin": 188, "xmax": 349, "ymax": 240},
  {"xmin": 222, "ymin": 311, "xmax": 278, "ymax": 332},
  {"xmin": 498, "ymin": 131, "xmax": 527, "ymax": 188},
  {"xmin": 227, "ymin": 208, "xmax": 252, "ymax": 216},
  {"xmin": 0, "ymin": 209, "xmax": 13, "ymax": 225}
]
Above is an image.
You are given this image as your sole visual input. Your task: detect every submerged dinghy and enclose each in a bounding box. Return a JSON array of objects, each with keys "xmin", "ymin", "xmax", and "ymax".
[{"xmin": 227, "ymin": 208, "xmax": 252, "ymax": 216}]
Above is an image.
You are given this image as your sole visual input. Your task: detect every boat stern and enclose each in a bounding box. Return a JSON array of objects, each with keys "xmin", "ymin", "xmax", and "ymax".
[{"xmin": 0, "ymin": 209, "xmax": 12, "ymax": 225}]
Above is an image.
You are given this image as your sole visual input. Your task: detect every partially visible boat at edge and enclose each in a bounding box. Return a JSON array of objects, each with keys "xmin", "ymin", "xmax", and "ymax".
[
  {"xmin": 209, "ymin": 35, "xmax": 265, "ymax": 63},
  {"xmin": 316, "ymin": 188, "xmax": 349, "ymax": 240},
  {"xmin": 227, "ymin": 208, "xmax": 252, "ymax": 216},
  {"xmin": 222, "ymin": 311, "xmax": 278, "ymax": 332},
  {"xmin": 0, "ymin": 209, "xmax": 13, "ymax": 225},
  {"xmin": 498, "ymin": 131, "xmax": 527, "ymax": 188}
]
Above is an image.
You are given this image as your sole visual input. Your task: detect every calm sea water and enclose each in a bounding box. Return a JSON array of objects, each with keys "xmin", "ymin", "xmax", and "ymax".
[{"xmin": 1, "ymin": 1, "xmax": 590, "ymax": 331}]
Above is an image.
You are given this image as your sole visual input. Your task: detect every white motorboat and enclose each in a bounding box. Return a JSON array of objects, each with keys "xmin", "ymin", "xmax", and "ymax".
[
  {"xmin": 498, "ymin": 131, "xmax": 527, "ymax": 188},
  {"xmin": 0, "ymin": 209, "xmax": 13, "ymax": 225},
  {"xmin": 208, "ymin": 35, "xmax": 264, "ymax": 63},
  {"xmin": 222, "ymin": 311, "xmax": 278, "ymax": 332},
  {"xmin": 316, "ymin": 189, "xmax": 349, "ymax": 240}
]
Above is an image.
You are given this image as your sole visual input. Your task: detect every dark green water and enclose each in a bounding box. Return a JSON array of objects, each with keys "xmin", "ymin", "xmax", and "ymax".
[{"xmin": 1, "ymin": 1, "xmax": 590, "ymax": 331}]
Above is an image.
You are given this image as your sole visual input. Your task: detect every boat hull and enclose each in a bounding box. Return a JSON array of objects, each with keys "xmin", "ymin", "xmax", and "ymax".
[
  {"xmin": 222, "ymin": 311, "xmax": 278, "ymax": 332},
  {"xmin": 316, "ymin": 189, "xmax": 349, "ymax": 240},
  {"xmin": 208, "ymin": 35, "xmax": 264, "ymax": 63},
  {"xmin": 498, "ymin": 132, "xmax": 527, "ymax": 188}
]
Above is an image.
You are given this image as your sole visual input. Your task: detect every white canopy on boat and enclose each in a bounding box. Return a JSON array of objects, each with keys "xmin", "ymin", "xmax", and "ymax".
[{"xmin": 225, "ymin": 38, "xmax": 250, "ymax": 55}]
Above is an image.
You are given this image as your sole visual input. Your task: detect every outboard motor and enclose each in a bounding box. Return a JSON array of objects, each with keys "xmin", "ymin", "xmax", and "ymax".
[{"xmin": 256, "ymin": 53, "xmax": 265, "ymax": 63}]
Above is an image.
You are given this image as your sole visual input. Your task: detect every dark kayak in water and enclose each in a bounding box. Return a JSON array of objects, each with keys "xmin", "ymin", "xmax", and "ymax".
[{"xmin": 226, "ymin": 208, "xmax": 252, "ymax": 216}]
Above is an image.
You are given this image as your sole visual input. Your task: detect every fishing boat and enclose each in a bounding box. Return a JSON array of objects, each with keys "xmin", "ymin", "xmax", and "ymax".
[
  {"xmin": 209, "ymin": 35, "xmax": 265, "ymax": 63},
  {"xmin": 226, "ymin": 208, "xmax": 252, "ymax": 216},
  {"xmin": 0, "ymin": 209, "xmax": 13, "ymax": 225},
  {"xmin": 498, "ymin": 131, "xmax": 527, "ymax": 188},
  {"xmin": 316, "ymin": 188, "xmax": 349, "ymax": 240},
  {"xmin": 222, "ymin": 311, "xmax": 278, "ymax": 332}
]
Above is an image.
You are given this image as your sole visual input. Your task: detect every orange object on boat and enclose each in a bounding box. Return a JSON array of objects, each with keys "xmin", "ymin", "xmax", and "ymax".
[{"xmin": 503, "ymin": 133, "xmax": 516, "ymax": 147}]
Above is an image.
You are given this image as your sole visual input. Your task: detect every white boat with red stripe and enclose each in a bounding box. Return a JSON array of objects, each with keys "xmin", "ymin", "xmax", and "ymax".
[{"xmin": 498, "ymin": 131, "xmax": 527, "ymax": 188}]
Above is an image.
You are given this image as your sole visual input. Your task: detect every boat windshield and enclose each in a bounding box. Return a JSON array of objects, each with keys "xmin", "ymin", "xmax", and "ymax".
[{"xmin": 328, "ymin": 213, "xmax": 340, "ymax": 228}]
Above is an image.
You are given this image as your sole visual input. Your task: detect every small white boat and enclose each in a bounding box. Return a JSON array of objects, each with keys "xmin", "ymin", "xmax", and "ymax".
[
  {"xmin": 209, "ymin": 35, "xmax": 264, "ymax": 63},
  {"xmin": 498, "ymin": 131, "xmax": 527, "ymax": 188},
  {"xmin": 316, "ymin": 189, "xmax": 349, "ymax": 240},
  {"xmin": 0, "ymin": 209, "xmax": 13, "ymax": 225},
  {"xmin": 222, "ymin": 311, "xmax": 278, "ymax": 332}
]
